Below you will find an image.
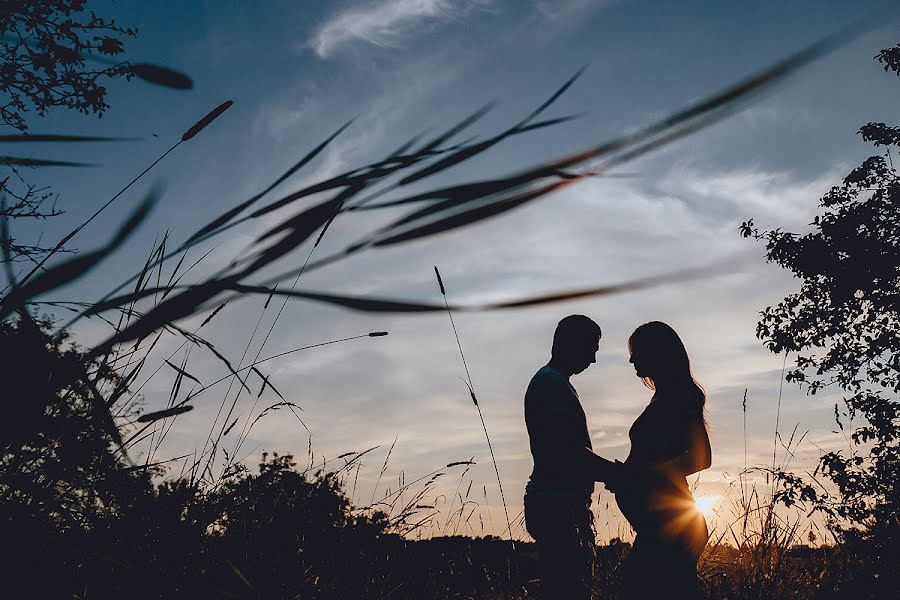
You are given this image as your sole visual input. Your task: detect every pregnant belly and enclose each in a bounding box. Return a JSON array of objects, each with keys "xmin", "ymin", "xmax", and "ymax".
[
  {"xmin": 614, "ymin": 485, "xmax": 650, "ymax": 530},
  {"xmin": 614, "ymin": 475, "xmax": 697, "ymax": 535}
]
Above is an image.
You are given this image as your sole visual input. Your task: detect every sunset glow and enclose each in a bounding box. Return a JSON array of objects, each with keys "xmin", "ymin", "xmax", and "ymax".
[{"xmin": 695, "ymin": 495, "xmax": 721, "ymax": 518}]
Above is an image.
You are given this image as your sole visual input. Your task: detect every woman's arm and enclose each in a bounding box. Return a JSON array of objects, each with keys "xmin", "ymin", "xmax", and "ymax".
[{"xmin": 649, "ymin": 417, "xmax": 711, "ymax": 477}]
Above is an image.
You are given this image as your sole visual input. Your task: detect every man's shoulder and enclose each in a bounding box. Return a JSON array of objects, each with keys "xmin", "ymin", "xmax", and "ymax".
[
  {"xmin": 526, "ymin": 365, "xmax": 574, "ymax": 401},
  {"xmin": 528, "ymin": 364, "xmax": 566, "ymax": 388}
]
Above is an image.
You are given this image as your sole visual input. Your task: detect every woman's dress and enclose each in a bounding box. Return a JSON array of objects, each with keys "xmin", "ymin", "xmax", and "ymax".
[{"xmin": 615, "ymin": 390, "xmax": 710, "ymax": 599}]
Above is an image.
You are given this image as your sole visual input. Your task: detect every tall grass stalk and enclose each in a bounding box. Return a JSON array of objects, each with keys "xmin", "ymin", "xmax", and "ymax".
[
  {"xmin": 19, "ymin": 100, "xmax": 233, "ymax": 291},
  {"xmin": 202, "ymin": 172, "xmax": 352, "ymax": 483},
  {"xmin": 433, "ymin": 265, "xmax": 514, "ymax": 549},
  {"xmin": 121, "ymin": 332, "xmax": 386, "ymax": 470},
  {"xmin": 699, "ymin": 378, "xmax": 826, "ymax": 600}
]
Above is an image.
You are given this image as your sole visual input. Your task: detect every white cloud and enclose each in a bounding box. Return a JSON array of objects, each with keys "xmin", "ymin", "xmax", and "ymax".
[
  {"xmin": 253, "ymin": 104, "xmax": 311, "ymax": 142},
  {"xmin": 655, "ymin": 164, "xmax": 846, "ymax": 230},
  {"xmin": 536, "ymin": 0, "xmax": 613, "ymax": 23},
  {"xmin": 308, "ymin": 0, "xmax": 492, "ymax": 58}
]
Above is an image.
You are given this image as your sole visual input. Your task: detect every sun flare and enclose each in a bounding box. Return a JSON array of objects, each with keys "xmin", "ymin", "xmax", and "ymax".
[{"xmin": 694, "ymin": 495, "xmax": 720, "ymax": 518}]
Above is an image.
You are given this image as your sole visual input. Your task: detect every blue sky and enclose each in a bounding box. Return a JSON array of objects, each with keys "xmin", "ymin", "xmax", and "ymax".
[{"xmin": 6, "ymin": 0, "xmax": 898, "ymax": 541}]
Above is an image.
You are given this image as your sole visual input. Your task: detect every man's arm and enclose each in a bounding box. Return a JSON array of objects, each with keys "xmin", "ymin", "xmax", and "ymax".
[
  {"xmin": 537, "ymin": 427, "xmax": 617, "ymax": 483},
  {"xmin": 525, "ymin": 372, "xmax": 619, "ymax": 483},
  {"xmin": 574, "ymin": 446, "xmax": 621, "ymax": 483}
]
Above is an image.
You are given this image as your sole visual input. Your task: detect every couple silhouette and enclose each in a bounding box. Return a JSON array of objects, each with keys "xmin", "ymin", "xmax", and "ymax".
[{"xmin": 524, "ymin": 316, "xmax": 711, "ymax": 600}]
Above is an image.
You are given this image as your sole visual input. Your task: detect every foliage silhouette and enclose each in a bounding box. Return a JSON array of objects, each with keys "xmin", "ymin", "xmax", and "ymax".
[
  {"xmin": 0, "ymin": 0, "xmax": 136, "ymax": 131},
  {"xmin": 0, "ymin": 1, "xmax": 192, "ymax": 280},
  {"xmin": 741, "ymin": 40, "xmax": 900, "ymax": 599}
]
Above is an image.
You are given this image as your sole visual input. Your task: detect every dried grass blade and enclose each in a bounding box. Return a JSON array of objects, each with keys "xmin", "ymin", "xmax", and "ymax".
[
  {"xmin": 200, "ymin": 300, "xmax": 229, "ymax": 327},
  {"xmin": 230, "ymin": 285, "xmax": 447, "ymax": 313},
  {"xmin": 387, "ymin": 24, "xmax": 861, "ymax": 236},
  {"xmin": 226, "ymin": 561, "xmax": 256, "ymax": 592},
  {"xmin": 397, "ymin": 137, "xmax": 503, "ymax": 186},
  {"xmin": 399, "ymin": 69, "xmax": 585, "ymax": 185},
  {"xmin": 180, "ymin": 118, "xmax": 355, "ymax": 248},
  {"xmin": 87, "ymin": 280, "xmax": 228, "ymax": 358},
  {"xmin": 356, "ymin": 34, "xmax": 849, "ymax": 248},
  {"xmin": 105, "ymin": 357, "xmax": 145, "ymax": 408},
  {"xmin": 481, "ymin": 262, "xmax": 732, "ymax": 309},
  {"xmin": 80, "ymin": 286, "xmax": 171, "ymax": 317},
  {"xmin": 0, "ymin": 195, "xmax": 154, "ymax": 320},
  {"xmin": 246, "ymin": 401, "xmax": 302, "ymax": 432},
  {"xmin": 232, "ymin": 258, "xmax": 736, "ymax": 314},
  {"xmin": 259, "ymin": 117, "xmax": 356, "ymax": 196},
  {"xmin": 181, "ymin": 100, "xmax": 233, "ymax": 142},
  {"xmin": 233, "ymin": 196, "xmax": 347, "ymax": 278},
  {"xmin": 362, "ymin": 175, "xmax": 525, "ymax": 222},
  {"xmin": 253, "ymin": 195, "xmax": 345, "ymax": 245},
  {"xmin": 415, "ymin": 102, "xmax": 495, "ymax": 154},
  {"xmin": 129, "ymin": 63, "xmax": 193, "ymax": 89},
  {"xmin": 164, "ymin": 359, "xmax": 202, "ymax": 385},
  {"xmin": 245, "ymin": 172, "xmax": 358, "ymax": 221},
  {"xmin": 1, "ymin": 156, "xmax": 95, "ymax": 167},
  {"xmin": 386, "ymin": 130, "xmax": 429, "ymax": 158},
  {"xmin": 373, "ymin": 180, "xmax": 568, "ymax": 247},
  {"xmin": 160, "ymin": 250, "xmax": 189, "ymax": 300},
  {"xmin": 157, "ymin": 244, "xmax": 220, "ymax": 305},
  {"xmin": 222, "ymin": 417, "xmax": 240, "ymax": 437},
  {"xmin": 514, "ymin": 113, "xmax": 582, "ymax": 134},
  {"xmin": 0, "ymin": 134, "xmax": 137, "ymax": 142},
  {"xmin": 446, "ymin": 460, "xmax": 476, "ymax": 468},
  {"xmin": 251, "ymin": 366, "xmax": 284, "ymax": 400},
  {"xmin": 518, "ymin": 65, "xmax": 587, "ymax": 126},
  {"xmin": 122, "ymin": 453, "xmax": 192, "ymax": 473}
]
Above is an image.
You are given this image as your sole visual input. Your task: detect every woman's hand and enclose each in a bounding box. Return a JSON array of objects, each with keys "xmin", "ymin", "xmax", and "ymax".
[
  {"xmin": 605, "ymin": 461, "xmax": 665, "ymax": 493},
  {"xmin": 606, "ymin": 461, "xmax": 652, "ymax": 529},
  {"xmin": 603, "ymin": 460, "xmax": 630, "ymax": 493}
]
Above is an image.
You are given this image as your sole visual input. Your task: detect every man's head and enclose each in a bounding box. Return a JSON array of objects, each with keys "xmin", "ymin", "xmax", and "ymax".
[{"xmin": 550, "ymin": 314, "xmax": 602, "ymax": 375}]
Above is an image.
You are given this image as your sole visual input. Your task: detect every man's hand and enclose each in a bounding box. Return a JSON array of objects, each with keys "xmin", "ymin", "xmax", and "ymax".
[{"xmin": 602, "ymin": 459, "xmax": 627, "ymax": 493}]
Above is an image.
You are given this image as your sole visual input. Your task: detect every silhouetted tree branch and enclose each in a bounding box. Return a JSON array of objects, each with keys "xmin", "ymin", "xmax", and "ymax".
[
  {"xmin": 0, "ymin": 0, "xmax": 136, "ymax": 132},
  {"xmin": 1, "ymin": 167, "xmax": 66, "ymax": 280},
  {"xmin": 741, "ymin": 40, "xmax": 899, "ymax": 542}
]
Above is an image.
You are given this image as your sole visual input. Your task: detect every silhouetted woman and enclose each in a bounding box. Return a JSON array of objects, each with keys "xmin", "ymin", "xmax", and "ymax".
[{"xmin": 612, "ymin": 321, "xmax": 711, "ymax": 600}]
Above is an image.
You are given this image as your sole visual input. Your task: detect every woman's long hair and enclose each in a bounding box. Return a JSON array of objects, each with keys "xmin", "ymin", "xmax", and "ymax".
[{"xmin": 628, "ymin": 321, "xmax": 706, "ymax": 416}]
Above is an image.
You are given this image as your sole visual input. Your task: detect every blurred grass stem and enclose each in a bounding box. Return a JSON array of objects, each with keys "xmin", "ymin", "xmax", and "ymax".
[{"xmin": 434, "ymin": 265, "xmax": 514, "ymax": 549}]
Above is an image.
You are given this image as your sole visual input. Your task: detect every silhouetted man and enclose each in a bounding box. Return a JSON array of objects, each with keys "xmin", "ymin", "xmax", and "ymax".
[{"xmin": 524, "ymin": 314, "xmax": 615, "ymax": 599}]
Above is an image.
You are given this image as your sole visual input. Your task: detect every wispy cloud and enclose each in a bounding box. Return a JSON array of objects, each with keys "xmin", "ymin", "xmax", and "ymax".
[
  {"xmin": 308, "ymin": 0, "xmax": 492, "ymax": 58},
  {"xmin": 535, "ymin": 0, "xmax": 613, "ymax": 23}
]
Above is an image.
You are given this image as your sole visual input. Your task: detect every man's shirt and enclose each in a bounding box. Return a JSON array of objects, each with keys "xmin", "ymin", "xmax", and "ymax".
[{"xmin": 524, "ymin": 364, "xmax": 594, "ymax": 498}]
